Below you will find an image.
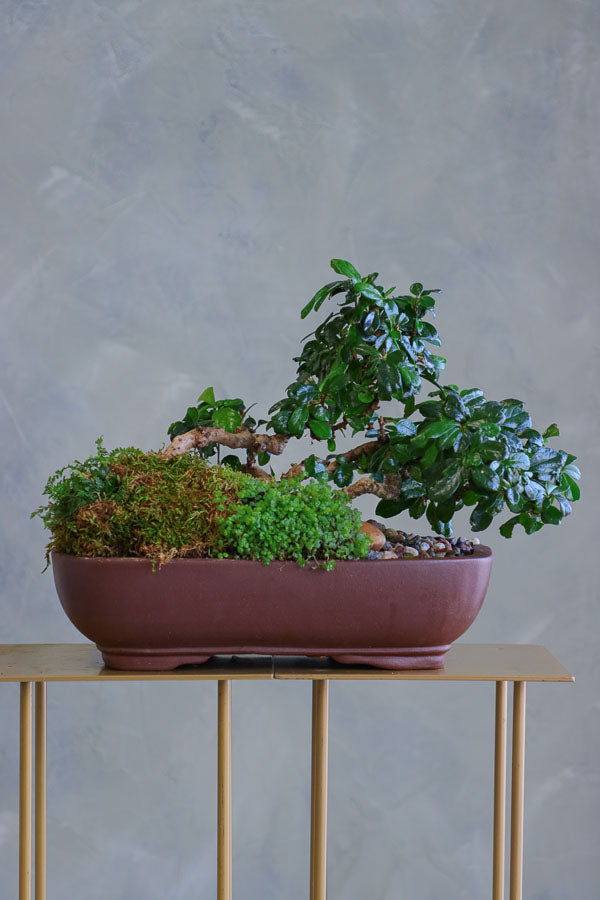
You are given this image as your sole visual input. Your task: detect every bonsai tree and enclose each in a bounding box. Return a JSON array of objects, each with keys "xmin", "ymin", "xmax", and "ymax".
[
  {"xmin": 164, "ymin": 259, "xmax": 580, "ymax": 540},
  {"xmin": 34, "ymin": 258, "xmax": 580, "ymax": 569}
]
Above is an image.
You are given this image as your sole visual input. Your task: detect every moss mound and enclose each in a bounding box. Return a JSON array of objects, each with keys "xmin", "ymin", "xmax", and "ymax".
[{"xmin": 33, "ymin": 439, "xmax": 369, "ymax": 569}]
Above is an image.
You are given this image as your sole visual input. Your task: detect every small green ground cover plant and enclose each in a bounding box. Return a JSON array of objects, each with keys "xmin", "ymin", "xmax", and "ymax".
[{"xmin": 34, "ymin": 259, "xmax": 580, "ymax": 566}]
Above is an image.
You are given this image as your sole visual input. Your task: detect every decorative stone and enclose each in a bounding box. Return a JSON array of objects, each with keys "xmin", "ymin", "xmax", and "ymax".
[
  {"xmin": 362, "ymin": 527, "xmax": 475, "ymax": 559},
  {"xmin": 360, "ymin": 521, "xmax": 386, "ymax": 551},
  {"xmin": 380, "ymin": 550, "xmax": 398, "ymax": 559},
  {"xmin": 366, "ymin": 519, "xmax": 386, "ymax": 532}
]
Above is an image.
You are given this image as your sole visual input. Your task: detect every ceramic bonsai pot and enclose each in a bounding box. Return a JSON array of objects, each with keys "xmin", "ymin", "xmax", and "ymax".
[{"xmin": 51, "ymin": 547, "xmax": 493, "ymax": 671}]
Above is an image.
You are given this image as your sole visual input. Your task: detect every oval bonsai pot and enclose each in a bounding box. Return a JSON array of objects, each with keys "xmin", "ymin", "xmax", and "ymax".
[{"xmin": 51, "ymin": 547, "xmax": 493, "ymax": 672}]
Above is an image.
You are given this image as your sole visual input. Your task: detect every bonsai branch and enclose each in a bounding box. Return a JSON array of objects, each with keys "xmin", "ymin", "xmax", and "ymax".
[
  {"xmin": 282, "ymin": 437, "xmax": 385, "ymax": 480},
  {"xmin": 161, "ymin": 427, "xmax": 290, "ymax": 460},
  {"xmin": 342, "ymin": 474, "xmax": 402, "ymax": 500}
]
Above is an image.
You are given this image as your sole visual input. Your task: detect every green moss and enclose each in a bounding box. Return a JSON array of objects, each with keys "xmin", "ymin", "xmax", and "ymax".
[{"xmin": 33, "ymin": 439, "xmax": 369, "ymax": 569}]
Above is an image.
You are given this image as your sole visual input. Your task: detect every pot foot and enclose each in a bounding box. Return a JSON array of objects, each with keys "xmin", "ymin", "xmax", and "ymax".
[
  {"xmin": 331, "ymin": 646, "xmax": 451, "ymax": 670},
  {"xmin": 99, "ymin": 648, "xmax": 211, "ymax": 671}
]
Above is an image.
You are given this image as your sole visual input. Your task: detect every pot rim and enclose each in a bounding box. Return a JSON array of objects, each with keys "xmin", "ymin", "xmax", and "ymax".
[{"xmin": 51, "ymin": 545, "xmax": 492, "ymax": 564}]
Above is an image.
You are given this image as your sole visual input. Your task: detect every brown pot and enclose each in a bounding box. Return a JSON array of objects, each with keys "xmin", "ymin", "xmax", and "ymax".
[
  {"xmin": 52, "ymin": 546, "xmax": 492, "ymax": 670},
  {"xmin": 51, "ymin": 547, "xmax": 492, "ymax": 672}
]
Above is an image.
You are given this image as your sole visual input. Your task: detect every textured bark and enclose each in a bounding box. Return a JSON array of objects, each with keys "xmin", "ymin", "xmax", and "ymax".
[
  {"xmin": 283, "ymin": 438, "xmax": 385, "ymax": 479},
  {"xmin": 342, "ymin": 476, "xmax": 401, "ymax": 500},
  {"xmin": 160, "ymin": 427, "xmax": 290, "ymax": 460}
]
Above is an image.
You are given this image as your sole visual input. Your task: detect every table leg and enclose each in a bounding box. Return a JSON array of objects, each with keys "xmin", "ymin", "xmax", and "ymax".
[
  {"xmin": 19, "ymin": 682, "xmax": 33, "ymax": 900},
  {"xmin": 217, "ymin": 680, "xmax": 232, "ymax": 900},
  {"xmin": 35, "ymin": 683, "xmax": 47, "ymax": 900},
  {"xmin": 310, "ymin": 680, "xmax": 329, "ymax": 900},
  {"xmin": 310, "ymin": 683, "xmax": 317, "ymax": 899},
  {"xmin": 493, "ymin": 680, "xmax": 507, "ymax": 900},
  {"xmin": 509, "ymin": 681, "xmax": 526, "ymax": 900}
]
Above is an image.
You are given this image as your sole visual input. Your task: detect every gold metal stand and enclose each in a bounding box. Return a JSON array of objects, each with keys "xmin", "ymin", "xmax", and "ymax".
[
  {"xmin": 19, "ymin": 682, "xmax": 33, "ymax": 900},
  {"xmin": 34, "ymin": 683, "xmax": 46, "ymax": 900},
  {"xmin": 510, "ymin": 681, "xmax": 527, "ymax": 900},
  {"xmin": 2, "ymin": 644, "xmax": 573, "ymax": 899},
  {"xmin": 217, "ymin": 680, "xmax": 232, "ymax": 900},
  {"xmin": 493, "ymin": 680, "xmax": 508, "ymax": 899},
  {"xmin": 310, "ymin": 680, "xmax": 329, "ymax": 900}
]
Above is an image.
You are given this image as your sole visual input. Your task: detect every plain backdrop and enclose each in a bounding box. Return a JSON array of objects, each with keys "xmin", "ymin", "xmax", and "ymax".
[{"xmin": 1, "ymin": 1, "xmax": 598, "ymax": 898}]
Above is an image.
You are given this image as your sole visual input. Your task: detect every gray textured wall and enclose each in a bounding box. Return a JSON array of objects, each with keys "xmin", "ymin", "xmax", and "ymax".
[{"xmin": 1, "ymin": 1, "xmax": 598, "ymax": 897}]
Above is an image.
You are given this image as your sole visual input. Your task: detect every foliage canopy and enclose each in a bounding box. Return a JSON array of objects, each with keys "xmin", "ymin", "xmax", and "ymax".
[{"xmin": 169, "ymin": 259, "xmax": 580, "ymax": 539}]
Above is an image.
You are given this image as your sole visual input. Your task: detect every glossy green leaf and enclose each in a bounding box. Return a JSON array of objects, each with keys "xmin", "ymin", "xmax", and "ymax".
[
  {"xmin": 499, "ymin": 516, "xmax": 520, "ymax": 538},
  {"xmin": 524, "ymin": 480, "xmax": 545, "ymax": 506},
  {"xmin": 356, "ymin": 281, "xmax": 383, "ymax": 301},
  {"xmin": 388, "ymin": 418, "xmax": 417, "ymax": 437},
  {"xmin": 470, "ymin": 465, "xmax": 500, "ymax": 494},
  {"xmin": 423, "ymin": 418, "xmax": 458, "ymax": 440},
  {"xmin": 197, "ymin": 386, "xmax": 216, "ymax": 405},
  {"xmin": 212, "ymin": 407, "xmax": 242, "ymax": 432},
  {"xmin": 470, "ymin": 504, "xmax": 493, "ymax": 532},
  {"xmin": 358, "ymin": 389, "xmax": 374, "ymax": 404},
  {"xmin": 555, "ymin": 494, "xmax": 572, "ymax": 516},
  {"xmin": 543, "ymin": 423, "xmax": 560, "ymax": 439},
  {"xmin": 435, "ymin": 497, "xmax": 456, "ymax": 523},
  {"xmin": 289, "ymin": 383, "xmax": 318, "ymax": 402},
  {"xmin": 377, "ymin": 360, "xmax": 402, "ymax": 397},
  {"xmin": 301, "ymin": 281, "xmax": 338, "ymax": 319},
  {"xmin": 480, "ymin": 422, "xmax": 500, "ymax": 438},
  {"xmin": 518, "ymin": 512, "xmax": 543, "ymax": 534},
  {"xmin": 541, "ymin": 504, "xmax": 562, "ymax": 525},
  {"xmin": 417, "ymin": 400, "xmax": 443, "ymax": 419},
  {"xmin": 399, "ymin": 478, "xmax": 426, "ymax": 500},
  {"xmin": 332, "ymin": 457, "xmax": 354, "ymax": 487},
  {"xmin": 506, "ymin": 486, "xmax": 523, "ymax": 512},
  {"xmin": 270, "ymin": 410, "xmax": 291, "ymax": 433},
  {"xmin": 443, "ymin": 393, "xmax": 468, "ymax": 421},
  {"xmin": 221, "ymin": 455, "xmax": 242, "ymax": 470},
  {"xmin": 304, "ymin": 455, "xmax": 327, "ymax": 478},
  {"xmin": 330, "ymin": 259, "xmax": 361, "ymax": 281},
  {"xmin": 479, "ymin": 441, "xmax": 508, "ymax": 462},
  {"xmin": 460, "ymin": 388, "xmax": 484, "ymax": 404},
  {"xmin": 309, "ymin": 419, "xmax": 332, "ymax": 440},
  {"xmin": 427, "ymin": 462, "xmax": 462, "ymax": 503},
  {"xmin": 509, "ymin": 452, "xmax": 530, "ymax": 470},
  {"xmin": 419, "ymin": 442, "xmax": 438, "ymax": 468},
  {"xmin": 288, "ymin": 406, "xmax": 309, "ymax": 436},
  {"xmin": 561, "ymin": 473, "xmax": 580, "ymax": 501},
  {"xmin": 375, "ymin": 498, "xmax": 406, "ymax": 518}
]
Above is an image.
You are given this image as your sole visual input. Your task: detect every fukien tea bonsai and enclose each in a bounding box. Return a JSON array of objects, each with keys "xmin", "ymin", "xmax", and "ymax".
[{"xmin": 35, "ymin": 259, "xmax": 581, "ymax": 568}]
